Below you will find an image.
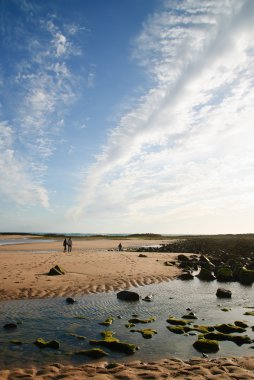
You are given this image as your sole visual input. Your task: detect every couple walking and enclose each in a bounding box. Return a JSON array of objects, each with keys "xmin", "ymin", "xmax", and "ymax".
[{"xmin": 63, "ymin": 237, "xmax": 72, "ymax": 253}]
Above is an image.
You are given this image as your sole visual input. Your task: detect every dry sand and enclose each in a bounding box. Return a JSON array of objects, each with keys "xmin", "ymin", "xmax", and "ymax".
[{"xmin": 0, "ymin": 236, "xmax": 253, "ymax": 379}]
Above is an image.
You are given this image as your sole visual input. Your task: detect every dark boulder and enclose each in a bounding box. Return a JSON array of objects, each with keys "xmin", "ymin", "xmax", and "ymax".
[
  {"xmin": 48, "ymin": 265, "xmax": 65, "ymax": 276},
  {"xmin": 196, "ymin": 268, "xmax": 216, "ymax": 281},
  {"xmin": 178, "ymin": 272, "xmax": 194, "ymax": 280},
  {"xmin": 216, "ymin": 288, "xmax": 232, "ymax": 298},
  {"xmin": 178, "ymin": 254, "xmax": 190, "ymax": 262},
  {"xmin": 117, "ymin": 290, "xmax": 140, "ymax": 301},
  {"xmin": 216, "ymin": 266, "xmax": 233, "ymax": 282},
  {"xmin": 238, "ymin": 267, "xmax": 254, "ymax": 285},
  {"xmin": 66, "ymin": 297, "xmax": 75, "ymax": 304},
  {"xmin": 3, "ymin": 323, "xmax": 17, "ymax": 330}
]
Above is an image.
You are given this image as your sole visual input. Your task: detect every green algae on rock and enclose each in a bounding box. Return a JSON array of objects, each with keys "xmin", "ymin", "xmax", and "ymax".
[
  {"xmin": 89, "ymin": 330, "xmax": 139, "ymax": 355},
  {"xmin": 167, "ymin": 324, "xmax": 214, "ymax": 335},
  {"xmin": 244, "ymin": 311, "xmax": 254, "ymax": 316},
  {"xmin": 74, "ymin": 348, "xmax": 108, "ymax": 358},
  {"xmin": 125, "ymin": 323, "xmax": 135, "ymax": 328},
  {"xmin": 99, "ymin": 317, "xmax": 114, "ymax": 326},
  {"xmin": 234, "ymin": 321, "xmax": 248, "ymax": 328},
  {"xmin": 202, "ymin": 332, "xmax": 252, "ymax": 346},
  {"xmin": 214, "ymin": 323, "xmax": 246, "ymax": 334},
  {"xmin": 128, "ymin": 317, "xmax": 156, "ymax": 324},
  {"xmin": 166, "ymin": 316, "xmax": 188, "ymax": 326},
  {"xmin": 193, "ymin": 338, "xmax": 219, "ymax": 353},
  {"xmin": 238, "ymin": 267, "xmax": 254, "ymax": 285},
  {"xmin": 130, "ymin": 328, "xmax": 157, "ymax": 339},
  {"xmin": 216, "ymin": 266, "xmax": 233, "ymax": 282},
  {"xmin": 34, "ymin": 338, "xmax": 60, "ymax": 349}
]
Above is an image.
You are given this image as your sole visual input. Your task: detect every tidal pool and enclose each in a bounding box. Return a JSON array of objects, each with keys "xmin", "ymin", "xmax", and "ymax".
[{"xmin": 1, "ymin": 278, "xmax": 254, "ymax": 368}]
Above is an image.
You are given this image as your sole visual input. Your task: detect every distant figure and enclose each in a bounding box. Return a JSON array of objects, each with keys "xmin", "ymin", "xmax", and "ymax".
[
  {"xmin": 63, "ymin": 238, "xmax": 67, "ymax": 252},
  {"xmin": 118, "ymin": 243, "xmax": 123, "ymax": 252},
  {"xmin": 68, "ymin": 237, "xmax": 72, "ymax": 253}
]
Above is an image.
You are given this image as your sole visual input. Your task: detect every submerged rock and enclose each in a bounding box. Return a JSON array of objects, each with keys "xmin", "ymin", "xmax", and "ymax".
[
  {"xmin": 130, "ymin": 328, "xmax": 157, "ymax": 339},
  {"xmin": 89, "ymin": 330, "xmax": 139, "ymax": 355},
  {"xmin": 74, "ymin": 348, "xmax": 108, "ymax": 358},
  {"xmin": 34, "ymin": 338, "xmax": 60, "ymax": 349},
  {"xmin": 214, "ymin": 323, "xmax": 246, "ymax": 334},
  {"xmin": 117, "ymin": 291, "xmax": 140, "ymax": 301},
  {"xmin": 128, "ymin": 317, "xmax": 156, "ymax": 324},
  {"xmin": 216, "ymin": 288, "xmax": 232, "ymax": 298},
  {"xmin": 99, "ymin": 317, "xmax": 114, "ymax": 326},
  {"xmin": 3, "ymin": 323, "xmax": 17, "ymax": 330}
]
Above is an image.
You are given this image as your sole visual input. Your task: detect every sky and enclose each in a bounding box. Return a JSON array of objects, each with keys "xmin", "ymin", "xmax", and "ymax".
[{"xmin": 0, "ymin": 0, "xmax": 254, "ymax": 235}]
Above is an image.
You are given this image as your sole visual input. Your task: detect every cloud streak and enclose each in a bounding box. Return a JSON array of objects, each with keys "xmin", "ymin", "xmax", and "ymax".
[{"xmin": 71, "ymin": 0, "xmax": 254, "ymax": 232}]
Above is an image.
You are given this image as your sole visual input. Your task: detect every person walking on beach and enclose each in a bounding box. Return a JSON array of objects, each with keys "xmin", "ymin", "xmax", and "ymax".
[
  {"xmin": 118, "ymin": 243, "xmax": 123, "ymax": 252},
  {"xmin": 67, "ymin": 237, "xmax": 72, "ymax": 253},
  {"xmin": 63, "ymin": 238, "xmax": 67, "ymax": 252}
]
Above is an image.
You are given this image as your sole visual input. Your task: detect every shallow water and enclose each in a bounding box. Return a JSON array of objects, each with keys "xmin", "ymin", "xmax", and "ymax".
[
  {"xmin": 1, "ymin": 278, "xmax": 254, "ymax": 368},
  {"xmin": 0, "ymin": 239, "xmax": 55, "ymax": 247}
]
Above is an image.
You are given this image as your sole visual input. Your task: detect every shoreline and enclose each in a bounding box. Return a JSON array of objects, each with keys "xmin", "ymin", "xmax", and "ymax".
[{"xmin": 1, "ymin": 236, "xmax": 254, "ymax": 379}]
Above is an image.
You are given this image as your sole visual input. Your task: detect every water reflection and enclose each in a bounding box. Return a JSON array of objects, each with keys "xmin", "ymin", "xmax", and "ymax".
[{"xmin": 1, "ymin": 278, "xmax": 254, "ymax": 368}]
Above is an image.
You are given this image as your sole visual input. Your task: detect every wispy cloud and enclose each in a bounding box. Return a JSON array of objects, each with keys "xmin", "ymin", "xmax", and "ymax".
[
  {"xmin": 70, "ymin": 0, "xmax": 254, "ymax": 232},
  {"xmin": 0, "ymin": 2, "xmax": 87, "ymax": 208}
]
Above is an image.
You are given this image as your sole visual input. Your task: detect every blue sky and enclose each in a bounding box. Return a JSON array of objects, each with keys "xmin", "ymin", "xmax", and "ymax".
[{"xmin": 1, "ymin": 0, "xmax": 254, "ymax": 234}]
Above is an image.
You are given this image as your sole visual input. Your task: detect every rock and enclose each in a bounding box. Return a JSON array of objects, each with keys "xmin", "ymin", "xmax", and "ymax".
[
  {"xmin": 89, "ymin": 331, "xmax": 139, "ymax": 354},
  {"xmin": 203, "ymin": 332, "xmax": 252, "ymax": 346},
  {"xmin": 214, "ymin": 323, "xmax": 246, "ymax": 334},
  {"xmin": 238, "ymin": 267, "xmax": 254, "ymax": 285},
  {"xmin": 99, "ymin": 317, "xmax": 114, "ymax": 326},
  {"xmin": 216, "ymin": 288, "xmax": 232, "ymax": 298},
  {"xmin": 216, "ymin": 266, "xmax": 233, "ymax": 282},
  {"xmin": 130, "ymin": 328, "xmax": 157, "ymax": 339},
  {"xmin": 48, "ymin": 265, "xmax": 65, "ymax": 276},
  {"xmin": 234, "ymin": 321, "xmax": 249, "ymax": 328},
  {"xmin": 128, "ymin": 317, "xmax": 156, "ymax": 324},
  {"xmin": 74, "ymin": 348, "xmax": 108, "ymax": 358},
  {"xmin": 142, "ymin": 294, "xmax": 153, "ymax": 302},
  {"xmin": 34, "ymin": 338, "xmax": 60, "ymax": 349},
  {"xmin": 178, "ymin": 254, "xmax": 190, "ymax": 262},
  {"xmin": 166, "ymin": 316, "xmax": 188, "ymax": 326},
  {"xmin": 3, "ymin": 323, "xmax": 18, "ymax": 329},
  {"xmin": 117, "ymin": 290, "xmax": 140, "ymax": 301},
  {"xmin": 199, "ymin": 255, "xmax": 215, "ymax": 270},
  {"xmin": 164, "ymin": 261, "xmax": 174, "ymax": 266},
  {"xmin": 66, "ymin": 297, "xmax": 75, "ymax": 304},
  {"xmin": 178, "ymin": 272, "xmax": 194, "ymax": 280},
  {"xmin": 181, "ymin": 312, "xmax": 198, "ymax": 319},
  {"xmin": 193, "ymin": 338, "xmax": 219, "ymax": 353},
  {"xmin": 138, "ymin": 254, "xmax": 147, "ymax": 257},
  {"xmin": 196, "ymin": 268, "xmax": 216, "ymax": 281}
]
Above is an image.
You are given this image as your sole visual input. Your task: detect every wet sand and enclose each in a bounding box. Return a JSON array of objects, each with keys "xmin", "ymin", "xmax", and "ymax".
[{"xmin": 0, "ymin": 236, "xmax": 253, "ymax": 379}]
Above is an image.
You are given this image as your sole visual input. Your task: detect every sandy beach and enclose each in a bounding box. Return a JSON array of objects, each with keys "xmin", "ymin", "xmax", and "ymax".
[{"xmin": 0, "ymin": 236, "xmax": 254, "ymax": 379}]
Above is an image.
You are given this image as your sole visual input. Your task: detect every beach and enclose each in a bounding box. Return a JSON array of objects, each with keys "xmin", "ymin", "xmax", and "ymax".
[{"xmin": 0, "ymin": 236, "xmax": 254, "ymax": 379}]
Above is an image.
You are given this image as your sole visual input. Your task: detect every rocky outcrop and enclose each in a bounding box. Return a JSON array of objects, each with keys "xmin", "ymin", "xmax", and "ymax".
[{"xmin": 196, "ymin": 268, "xmax": 216, "ymax": 281}]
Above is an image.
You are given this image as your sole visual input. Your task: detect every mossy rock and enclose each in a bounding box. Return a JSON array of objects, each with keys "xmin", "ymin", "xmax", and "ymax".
[
  {"xmin": 238, "ymin": 267, "xmax": 254, "ymax": 285},
  {"xmin": 214, "ymin": 323, "xmax": 246, "ymax": 334},
  {"xmin": 75, "ymin": 348, "xmax": 108, "ymax": 358},
  {"xmin": 128, "ymin": 317, "xmax": 156, "ymax": 324},
  {"xmin": 244, "ymin": 311, "xmax": 254, "ymax": 316},
  {"xmin": 221, "ymin": 308, "xmax": 231, "ymax": 312},
  {"xmin": 193, "ymin": 338, "xmax": 219, "ymax": 353},
  {"xmin": 34, "ymin": 338, "xmax": 60, "ymax": 349},
  {"xmin": 90, "ymin": 331, "xmax": 138, "ymax": 355},
  {"xmin": 48, "ymin": 265, "xmax": 65, "ymax": 276},
  {"xmin": 130, "ymin": 328, "xmax": 157, "ymax": 339},
  {"xmin": 167, "ymin": 326, "xmax": 185, "ymax": 334},
  {"xmin": 191, "ymin": 325, "xmax": 215, "ymax": 333},
  {"xmin": 164, "ymin": 261, "xmax": 174, "ymax": 266},
  {"xmin": 196, "ymin": 268, "xmax": 216, "ymax": 281},
  {"xmin": 166, "ymin": 316, "xmax": 188, "ymax": 326},
  {"xmin": 234, "ymin": 321, "xmax": 248, "ymax": 328},
  {"xmin": 181, "ymin": 312, "xmax": 197, "ymax": 319},
  {"xmin": 216, "ymin": 266, "xmax": 233, "ymax": 282},
  {"xmin": 99, "ymin": 317, "xmax": 114, "ymax": 326},
  {"xmin": 203, "ymin": 332, "xmax": 252, "ymax": 346}
]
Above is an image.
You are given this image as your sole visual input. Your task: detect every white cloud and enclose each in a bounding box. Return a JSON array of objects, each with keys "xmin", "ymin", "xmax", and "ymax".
[
  {"xmin": 70, "ymin": 0, "xmax": 254, "ymax": 233},
  {"xmin": 0, "ymin": 121, "xmax": 49, "ymax": 207}
]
